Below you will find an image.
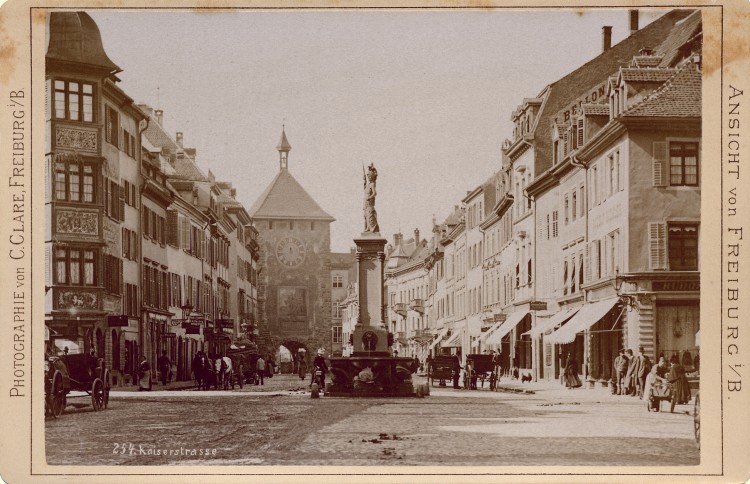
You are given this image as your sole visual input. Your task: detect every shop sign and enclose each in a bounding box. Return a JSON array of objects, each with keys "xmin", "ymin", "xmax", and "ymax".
[
  {"xmin": 170, "ymin": 319, "xmax": 185, "ymax": 327},
  {"xmin": 652, "ymin": 281, "xmax": 700, "ymax": 292},
  {"xmin": 529, "ymin": 301, "xmax": 548, "ymax": 311},
  {"xmin": 107, "ymin": 315, "xmax": 129, "ymax": 327},
  {"xmin": 182, "ymin": 323, "xmax": 200, "ymax": 335}
]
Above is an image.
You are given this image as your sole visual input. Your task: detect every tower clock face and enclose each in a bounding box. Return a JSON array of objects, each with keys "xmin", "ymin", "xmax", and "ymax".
[{"xmin": 276, "ymin": 237, "xmax": 307, "ymax": 267}]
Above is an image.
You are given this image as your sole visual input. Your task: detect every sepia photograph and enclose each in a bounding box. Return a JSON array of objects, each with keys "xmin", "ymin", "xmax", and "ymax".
[{"xmin": 1, "ymin": 1, "xmax": 749, "ymax": 481}]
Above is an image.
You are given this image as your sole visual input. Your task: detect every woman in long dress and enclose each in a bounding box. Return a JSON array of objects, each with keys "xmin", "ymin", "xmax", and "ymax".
[
  {"xmin": 138, "ymin": 356, "xmax": 151, "ymax": 391},
  {"xmin": 563, "ymin": 353, "xmax": 582, "ymax": 389},
  {"xmin": 667, "ymin": 357, "xmax": 691, "ymax": 405}
]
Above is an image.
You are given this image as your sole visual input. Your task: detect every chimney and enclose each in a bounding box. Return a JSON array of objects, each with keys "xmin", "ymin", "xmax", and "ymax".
[
  {"xmin": 154, "ymin": 109, "xmax": 164, "ymax": 126},
  {"xmin": 629, "ymin": 10, "xmax": 639, "ymax": 35},
  {"xmin": 393, "ymin": 233, "xmax": 403, "ymax": 247},
  {"xmin": 602, "ymin": 26, "xmax": 613, "ymax": 52},
  {"xmin": 414, "ymin": 228, "xmax": 420, "ymax": 243},
  {"xmin": 176, "ymin": 132, "xmax": 184, "ymax": 148}
]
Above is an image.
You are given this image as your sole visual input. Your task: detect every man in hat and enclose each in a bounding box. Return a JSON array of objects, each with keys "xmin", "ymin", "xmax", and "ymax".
[{"xmin": 636, "ymin": 346, "xmax": 652, "ymax": 399}]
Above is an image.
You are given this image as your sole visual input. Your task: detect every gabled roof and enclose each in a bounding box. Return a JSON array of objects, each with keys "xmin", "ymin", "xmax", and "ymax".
[
  {"xmin": 620, "ymin": 67, "xmax": 676, "ymax": 82},
  {"xmin": 631, "ymin": 55, "xmax": 664, "ymax": 68},
  {"xmin": 621, "ymin": 64, "xmax": 701, "ymax": 118},
  {"xmin": 581, "ymin": 103, "xmax": 610, "ymax": 116},
  {"xmin": 655, "ymin": 10, "xmax": 702, "ymax": 67},
  {"xmin": 531, "ymin": 9, "xmax": 695, "ymax": 176},
  {"xmin": 248, "ymin": 169, "xmax": 334, "ymax": 221}
]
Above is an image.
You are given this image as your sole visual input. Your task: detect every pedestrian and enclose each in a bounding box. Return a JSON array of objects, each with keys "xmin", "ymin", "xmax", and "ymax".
[
  {"xmin": 256, "ymin": 354, "xmax": 265, "ymax": 385},
  {"xmin": 298, "ymin": 354, "xmax": 307, "ymax": 380},
  {"xmin": 311, "ymin": 349, "xmax": 328, "ymax": 391},
  {"xmin": 413, "ymin": 356, "xmax": 420, "ymax": 373},
  {"xmin": 138, "ymin": 355, "xmax": 151, "ymax": 391},
  {"xmin": 158, "ymin": 350, "xmax": 171, "ymax": 385},
  {"xmin": 644, "ymin": 360, "xmax": 668, "ymax": 411},
  {"xmin": 614, "ymin": 349, "xmax": 628, "ymax": 394},
  {"xmin": 451, "ymin": 355, "xmax": 462, "ymax": 389},
  {"xmin": 266, "ymin": 356, "xmax": 275, "ymax": 379},
  {"xmin": 563, "ymin": 353, "xmax": 582, "ymax": 389},
  {"xmin": 636, "ymin": 346, "xmax": 652, "ymax": 399},
  {"xmin": 667, "ymin": 355, "xmax": 691, "ymax": 406},
  {"xmin": 623, "ymin": 349, "xmax": 637, "ymax": 395}
]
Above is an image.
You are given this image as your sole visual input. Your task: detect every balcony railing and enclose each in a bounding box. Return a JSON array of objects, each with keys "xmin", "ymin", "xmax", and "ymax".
[
  {"xmin": 411, "ymin": 329, "xmax": 433, "ymax": 343},
  {"xmin": 395, "ymin": 331, "xmax": 408, "ymax": 343},
  {"xmin": 409, "ymin": 298, "xmax": 425, "ymax": 314},
  {"xmin": 393, "ymin": 303, "xmax": 407, "ymax": 317}
]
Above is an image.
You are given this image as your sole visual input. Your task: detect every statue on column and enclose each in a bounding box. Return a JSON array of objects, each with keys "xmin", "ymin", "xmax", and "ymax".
[{"xmin": 363, "ymin": 163, "xmax": 380, "ymax": 233}]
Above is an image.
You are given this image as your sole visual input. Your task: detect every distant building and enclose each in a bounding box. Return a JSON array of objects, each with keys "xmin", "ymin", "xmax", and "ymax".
[
  {"xmin": 248, "ymin": 128, "xmax": 336, "ymax": 361},
  {"xmin": 330, "ymin": 251, "xmax": 356, "ymax": 356}
]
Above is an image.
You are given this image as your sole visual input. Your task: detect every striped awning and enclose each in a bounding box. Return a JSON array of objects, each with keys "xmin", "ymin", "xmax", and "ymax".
[
  {"xmin": 485, "ymin": 310, "xmax": 529, "ymax": 346},
  {"xmin": 428, "ymin": 327, "xmax": 451, "ymax": 351},
  {"xmin": 442, "ymin": 329, "xmax": 464, "ymax": 348},
  {"xmin": 521, "ymin": 306, "xmax": 580, "ymax": 339},
  {"xmin": 547, "ymin": 297, "xmax": 619, "ymax": 345},
  {"xmin": 479, "ymin": 320, "xmax": 505, "ymax": 343}
]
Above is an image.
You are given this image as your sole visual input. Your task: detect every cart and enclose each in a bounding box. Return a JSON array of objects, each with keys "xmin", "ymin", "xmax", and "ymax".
[
  {"xmin": 227, "ymin": 340, "xmax": 260, "ymax": 386},
  {"xmin": 46, "ymin": 347, "xmax": 111, "ymax": 416},
  {"xmin": 647, "ymin": 380, "xmax": 674, "ymax": 412},
  {"xmin": 465, "ymin": 354, "xmax": 497, "ymax": 390},
  {"xmin": 427, "ymin": 356, "xmax": 454, "ymax": 387}
]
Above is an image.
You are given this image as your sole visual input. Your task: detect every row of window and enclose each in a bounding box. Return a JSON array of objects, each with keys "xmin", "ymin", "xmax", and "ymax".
[
  {"xmin": 143, "ymin": 206, "xmax": 167, "ymax": 246},
  {"xmin": 267, "ymin": 220, "xmax": 316, "ymax": 230}
]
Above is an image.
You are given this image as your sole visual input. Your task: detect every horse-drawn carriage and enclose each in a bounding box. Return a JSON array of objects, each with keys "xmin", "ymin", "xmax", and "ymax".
[
  {"xmin": 192, "ymin": 340, "xmax": 260, "ymax": 390},
  {"xmin": 427, "ymin": 355, "xmax": 455, "ymax": 387},
  {"xmin": 465, "ymin": 354, "xmax": 498, "ymax": 390},
  {"xmin": 45, "ymin": 337, "xmax": 111, "ymax": 418}
]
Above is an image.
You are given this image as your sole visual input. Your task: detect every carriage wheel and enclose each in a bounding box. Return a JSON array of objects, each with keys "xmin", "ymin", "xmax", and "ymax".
[
  {"xmin": 694, "ymin": 392, "xmax": 700, "ymax": 449},
  {"xmin": 103, "ymin": 369, "xmax": 111, "ymax": 409},
  {"xmin": 91, "ymin": 378, "xmax": 104, "ymax": 411},
  {"xmin": 51, "ymin": 371, "xmax": 65, "ymax": 418}
]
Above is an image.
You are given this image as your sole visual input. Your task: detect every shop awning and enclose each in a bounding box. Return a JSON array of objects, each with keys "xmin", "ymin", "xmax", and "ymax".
[
  {"xmin": 547, "ymin": 297, "xmax": 619, "ymax": 345},
  {"xmin": 485, "ymin": 310, "xmax": 529, "ymax": 346},
  {"xmin": 478, "ymin": 320, "xmax": 505, "ymax": 343},
  {"xmin": 442, "ymin": 329, "xmax": 464, "ymax": 348},
  {"xmin": 428, "ymin": 327, "xmax": 451, "ymax": 351},
  {"xmin": 522, "ymin": 306, "xmax": 580, "ymax": 339}
]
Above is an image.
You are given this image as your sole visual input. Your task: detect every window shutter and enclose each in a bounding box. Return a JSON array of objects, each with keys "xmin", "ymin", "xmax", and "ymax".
[
  {"xmin": 592, "ymin": 240, "xmax": 601, "ymax": 280},
  {"xmin": 585, "ymin": 242, "xmax": 591, "ymax": 282},
  {"xmin": 652, "ymin": 141, "xmax": 667, "ymax": 187},
  {"xmin": 167, "ymin": 210, "xmax": 178, "ymax": 246},
  {"xmin": 118, "ymin": 184, "xmax": 125, "ymax": 221},
  {"xmin": 577, "ymin": 117, "xmax": 585, "ymax": 147},
  {"xmin": 45, "ymin": 246, "xmax": 51, "ymax": 286},
  {"xmin": 648, "ymin": 222, "xmax": 667, "ymax": 270}
]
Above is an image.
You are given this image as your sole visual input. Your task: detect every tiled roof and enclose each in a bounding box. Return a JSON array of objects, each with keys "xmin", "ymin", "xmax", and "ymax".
[
  {"xmin": 143, "ymin": 121, "xmax": 180, "ymax": 152},
  {"xmin": 581, "ymin": 103, "xmax": 610, "ymax": 116},
  {"xmin": 173, "ymin": 156, "xmax": 208, "ymax": 182},
  {"xmin": 248, "ymin": 169, "xmax": 334, "ymax": 221},
  {"xmin": 331, "ymin": 252, "xmax": 356, "ymax": 268},
  {"xmin": 442, "ymin": 205, "xmax": 463, "ymax": 227},
  {"xmin": 620, "ymin": 67, "xmax": 676, "ymax": 82},
  {"xmin": 531, "ymin": 9, "xmax": 694, "ymax": 175},
  {"xmin": 631, "ymin": 55, "xmax": 664, "ymax": 68},
  {"xmin": 655, "ymin": 10, "xmax": 702, "ymax": 67},
  {"xmin": 621, "ymin": 64, "xmax": 701, "ymax": 118}
]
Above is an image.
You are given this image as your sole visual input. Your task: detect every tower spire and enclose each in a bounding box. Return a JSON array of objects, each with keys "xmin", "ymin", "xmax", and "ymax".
[{"xmin": 277, "ymin": 125, "xmax": 291, "ymax": 170}]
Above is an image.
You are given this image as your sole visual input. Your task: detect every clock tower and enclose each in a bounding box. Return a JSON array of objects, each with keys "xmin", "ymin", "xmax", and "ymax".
[{"xmin": 248, "ymin": 127, "xmax": 335, "ymax": 357}]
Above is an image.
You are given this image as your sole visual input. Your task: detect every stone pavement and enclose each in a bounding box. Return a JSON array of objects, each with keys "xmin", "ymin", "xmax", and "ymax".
[{"xmin": 48, "ymin": 374, "xmax": 699, "ymax": 467}]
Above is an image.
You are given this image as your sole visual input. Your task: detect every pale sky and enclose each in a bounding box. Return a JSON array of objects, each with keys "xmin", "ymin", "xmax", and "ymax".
[{"xmin": 88, "ymin": 8, "xmax": 664, "ymax": 252}]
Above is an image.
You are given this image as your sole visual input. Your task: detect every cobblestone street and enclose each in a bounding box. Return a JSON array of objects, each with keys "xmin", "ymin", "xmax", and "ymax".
[{"xmin": 45, "ymin": 374, "xmax": 699, "ymax": 467}]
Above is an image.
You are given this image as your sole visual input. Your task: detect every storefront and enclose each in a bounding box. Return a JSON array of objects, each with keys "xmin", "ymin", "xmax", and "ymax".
[{"xmin": 655, "ymin": 299, "xmax": 699, "ymax": 371}]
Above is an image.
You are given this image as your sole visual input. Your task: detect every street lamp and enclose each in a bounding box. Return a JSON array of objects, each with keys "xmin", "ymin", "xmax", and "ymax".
[{"xmin": 613, "ymin": 268, "xmax": 637, "ymax": 310}]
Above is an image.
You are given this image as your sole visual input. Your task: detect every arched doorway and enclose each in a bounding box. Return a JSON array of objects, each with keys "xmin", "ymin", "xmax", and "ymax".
[{"xmin": 279, "ymin": 340, "xmax": 309, "ymax": 377}]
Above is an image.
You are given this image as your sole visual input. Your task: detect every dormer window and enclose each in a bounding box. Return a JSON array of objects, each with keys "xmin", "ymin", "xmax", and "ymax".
[{"xmin": 54, "ymin": 80, "xmax": 94, "ymax": 122}]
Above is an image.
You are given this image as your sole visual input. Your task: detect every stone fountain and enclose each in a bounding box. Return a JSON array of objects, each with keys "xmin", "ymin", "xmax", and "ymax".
[{"xmin": 327, "ymin": 164, "xmax": 418, "ymax": 397}]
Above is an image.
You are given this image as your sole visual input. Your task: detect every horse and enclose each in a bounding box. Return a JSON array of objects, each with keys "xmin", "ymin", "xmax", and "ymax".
[
  {"xmin": 214, "ymin": 357, "xmax": 233, "ymax": 390},
  {"xmin": 192, "ymin": 352, "xmax": 207, "ymax": 390}
]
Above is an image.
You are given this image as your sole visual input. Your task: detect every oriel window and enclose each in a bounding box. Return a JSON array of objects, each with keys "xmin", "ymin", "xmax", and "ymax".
[
  {"xmin": 54, "ymin": 247, "xmax": 98, "ymax": 286},
  {"xmin": 54, "ymin": 80, "xmax": 94, "ymax": 122},
  {"xmin": 54, "ymin": 160, "xmax": 96, "ymax": 203}
]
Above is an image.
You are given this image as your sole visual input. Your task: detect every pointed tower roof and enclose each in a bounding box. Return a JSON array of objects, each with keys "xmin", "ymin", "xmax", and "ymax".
[
  {"xmin": 248, "ymin": 168, "xmax": 335, "ymax": 222},
  {"xmin": 277, "ymin": 126, "xmax": 292, "ymax": 152},
  {"xmin": 46, "ymin": 12, "xmax": 121, "ymax": 75}
]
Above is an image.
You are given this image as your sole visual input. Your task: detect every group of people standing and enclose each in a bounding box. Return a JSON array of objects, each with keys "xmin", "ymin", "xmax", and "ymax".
[{"xmin": 614, "ymin": 346, "xmax": 692, "ymax": 410}]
